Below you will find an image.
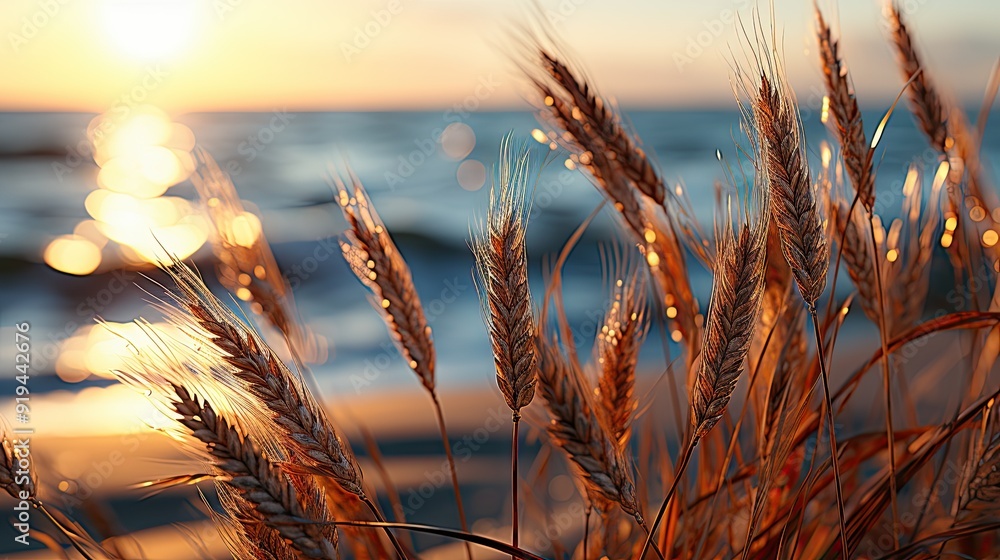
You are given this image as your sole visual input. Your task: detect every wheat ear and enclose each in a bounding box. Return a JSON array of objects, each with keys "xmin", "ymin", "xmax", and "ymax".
[
  {"xmin": 161, "ymin": 261, "xmax": 364, "ymax": 493},
  {"xmin": 173, "ymin": 385, "xmax": 340, "ymax": 559},
  {"xmin": 816, "ymin": 6, "xmax": 874, "ymax": 210},
  {"xmin": 332, "ymin": 167, "xmax": 470, "ymax": 559},
  {"xmin": 753, "ymin": 65, "xmax": 853, "ymax": 556},
  {"xmin": 535, "ymin": 331, "xmax": 643, "ymax": 523},
  {"xmin": 190, "ymin": 148, "xmax": 319, "ymax": 365},
  {"xmin": 885, "ymin": 4, "xmax": 948, "ymax": 153},
  {"xmin": 115, "ymin": 339, "xmax": 340, "ymax": 560},
  {"xmin": 211, "ymin": 485, "xmax": 300, "ymax": 560},
  {"xmin": 521, "ymin": 34, "xmax": 701, "ymax": 354},
  {"xmin": 641, "ymin": 185, "xmax": 769, "ymax": 559},
  {"xmin": 153, "ymin": 261, "xmax": 409, "ymax": 558},
  {"xmin": 596, "ymin": 249, "xmax": 648, "ymax": 450},
  {"xmin": 473, "ymin": 134, "xmax": 538, "ymax": 555}
]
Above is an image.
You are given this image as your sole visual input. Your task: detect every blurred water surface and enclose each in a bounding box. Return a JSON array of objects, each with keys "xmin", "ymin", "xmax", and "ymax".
[{"xmin": 0, "ymin": 108, "xmax": 997, "ymax": 398}]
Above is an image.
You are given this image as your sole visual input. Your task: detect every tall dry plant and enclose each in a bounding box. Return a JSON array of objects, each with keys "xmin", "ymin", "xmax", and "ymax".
[
  {"xmin": 190, "ymin": 148, "xmax": 321, "ymax": 366},
  {"xmin": 750, "ymin": 49, "xmax": 853, "ymax": 553},
  {"xmin": 534, "ymin": 329, "xmax": 644, "ymax": 525},
  {"xmin": 595, "ymin": 250, "xmax": 648, "ymax": 451},
  {"xmin": 332, "ymin": 167, "xmax": 471, "ymax": 560},
  {"xmin": 519, "ymin": 30, "xmax": 703, "ymax": 361},
  {"xmin": 152, "ymin": 260, "xmax": 407, "ymax": 558},
  {"xmin": 113, "ymin": 336, "xmax": 340, "ymax": 559},
  {"xmin": 472, "ymin": 135, "xmax": 538, "ymax": 555},
  {"xmin": 816, "ymin": 7, "xmax": 874, "ymax": 210},
  {"xmin": 886, "ymin": 1, "xmax": 1000, "ymax": 293},
  {"xmin": 641, "ymin": 184, "xmax": 769, "ymax": 559}
]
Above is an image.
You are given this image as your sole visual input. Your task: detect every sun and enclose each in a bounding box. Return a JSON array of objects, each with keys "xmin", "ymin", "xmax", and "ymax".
[{"xmin": 100, "ymin": 0, "xmax": 202, "ymax": 60}]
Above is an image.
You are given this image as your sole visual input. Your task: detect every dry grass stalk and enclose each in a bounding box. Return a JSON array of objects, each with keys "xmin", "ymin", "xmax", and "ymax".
[
  {"xmin": 159, "ymin": 261, "xmax": 366, "ymax": 498},
  {"xmin": 755, "ymin": 74, "xmax": 829, "ymax": 307},
  {"xmin": 120, "ymin": 363, "xmax": 340, "ymax": 560},
  {"xmin": 212, "ymin": 478, "xmax": 300, "ymax": 560},
  {"xmin": 333, "ymin": 167, "xmax": 469, "ymax": 559},
  {"xmin": 333, "ymin": 168, "xmax": 435, "ymax": 392},
  {"xmin": 473, "ymin": 136, "xmax": 538, "ymax": 417},
  {"xmin": 595, "ymin": 250, "xmax": 648, "ymax": 449},
  {"xmin": 816, "ymin": 7, "xmax": 874, "ymax": 209},
  {"xmin": 171, "ymin": 386, "xmax": 340, "ymax": 559},
  {"xmin": 885, "ymin": 4, "xmax": 948, "ymax": 153},
  {"xmin": 691, "ymin": 199, "xmax": 768, "ymax": 440},
  {"xmin": 535, "ymin": 330, "xmax": 642, "ymax": 522},
  {"xmin": 191, "ymin": 149, "xmax": 321, "ymax": 364},
  {"xmin": 521, "ymin": 36, "xmax": 701, "ymax": 353}
]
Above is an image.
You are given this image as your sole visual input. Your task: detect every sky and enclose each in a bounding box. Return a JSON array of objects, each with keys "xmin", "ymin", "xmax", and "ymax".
[{"xmin": 0, "ymin": 0, "xmax": 997, "ymax": 112}]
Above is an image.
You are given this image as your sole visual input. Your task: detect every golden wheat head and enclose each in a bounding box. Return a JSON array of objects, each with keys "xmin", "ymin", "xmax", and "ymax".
[
  {"xmin": 474, "ymin": 134, "xmax": 538, "ymax": 417},
  {"xmin": 333, "ymin": 167, "xmax": 437, "ymax": 393}
]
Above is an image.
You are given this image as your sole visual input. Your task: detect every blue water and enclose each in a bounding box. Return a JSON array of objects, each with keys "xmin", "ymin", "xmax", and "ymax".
[{"xmin": 0, "ymin": 109, "xmax": 997, "ymax": 398}]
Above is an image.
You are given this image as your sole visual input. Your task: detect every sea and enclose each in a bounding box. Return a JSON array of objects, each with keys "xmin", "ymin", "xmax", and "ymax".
[{"xmin": 0, "ymin": 108, "xmax": 997, "ymax": 397}]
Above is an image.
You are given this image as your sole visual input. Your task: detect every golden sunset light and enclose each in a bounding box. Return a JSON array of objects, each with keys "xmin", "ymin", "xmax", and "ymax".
[{"xmin": 1, "ymin": 0, "xmax": 999, "ymax": 558}]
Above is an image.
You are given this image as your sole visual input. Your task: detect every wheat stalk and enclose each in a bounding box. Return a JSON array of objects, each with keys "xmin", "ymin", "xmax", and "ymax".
[
  {"xmin": 173, "ymin": 385, "xmax": 340, "ymax": 559},
  {"xmin": 833, "ymin": 200, "xmax": 879, "ymax": 322},
  {"xmin": 474, "ymin": 136, "xmax": 538, "ymax": 418},
  {"xmin": 752, "ymin": 60, "xmax": 856, "ymax": 555},
  {"xmin": 641, "ymin": 184, "xmax": 768, "ymax": 559},
  {"xmin": 333, "ymin": 169, "xmax": 435, "ymax": 393},
  {"xmin": 521, "ymin": 34, "xmax": 701, "ymax": 354},
  {"xmin": 816, "ymin": 7, "xmax": 874, "ymax": 210},
  {"xmin": 535, "ymin": 330, "xmax": 643, "ymax": 523},
  {"xmin": 755, "ymin": 74, "xmax": 829, "ymax": 306},
  {"xmin": 152, "ymin": 261, "xmax": 410, "ymax": 556},
  {"xmin": 595, "ymin": 250, "xmax": 648, "ymax": 449},
  {"xmin": 691, "ymin": 201, "xmax": 769, "ymax": 440},
  {"xmin": 159, "ymin": 261, "xmax": 365, "ymax": 496},
  {"xmin": 190, "ymin": 148, "xmax": 320, "ymax": 364},
  {"xmin": 116, "ymin": 339, "xmax": 341, "ymax": 560},
  {"xmin": 537, "ymin": 50, "xmax": 665, "ymax": 205},
  {"xmin": 473, "ymin": 135, "xmax": 538, "ymax": 555},
  {"xmin": 332, "ymin": 166, "xmax": 470, "ymax": 559},
  {"xmin": 885, "ymin": 4, "xmax": 948, "ymax": 153}
]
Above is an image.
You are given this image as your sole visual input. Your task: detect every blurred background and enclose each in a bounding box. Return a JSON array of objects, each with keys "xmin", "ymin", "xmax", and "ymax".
[{"xmin": 0, "ymin": 0, "xmax": 997, "ymax": 556}]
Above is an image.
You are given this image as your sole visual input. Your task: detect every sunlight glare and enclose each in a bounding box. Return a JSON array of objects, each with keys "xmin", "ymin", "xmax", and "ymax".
[
  {"xmin": 101, "ymin": 0, "xmax": 201, "ymax": 60},
  {"xmin": 44, "ymin": 235, "xmax": 102, "ymax": 276}
]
